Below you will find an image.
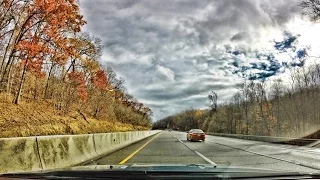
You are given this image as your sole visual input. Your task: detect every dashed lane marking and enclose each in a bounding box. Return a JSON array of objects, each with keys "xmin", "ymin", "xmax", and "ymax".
[
  {"xmin": 195, "ymin": 151, "xmax": 217, "ymax": 166},
  {"xmin": 169, "ymin": 131, "xmax": 217, "ymax": 167}
]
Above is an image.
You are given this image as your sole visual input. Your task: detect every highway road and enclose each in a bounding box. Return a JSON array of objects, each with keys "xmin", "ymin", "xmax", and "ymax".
[{"xmin": 85, "ymin": 130, "xmax": 320, "ymax": 173}]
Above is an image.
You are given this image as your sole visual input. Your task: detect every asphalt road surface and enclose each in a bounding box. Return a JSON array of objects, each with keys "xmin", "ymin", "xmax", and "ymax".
[{"xmin": 85, "ymin": 130, "xmax": 320, "ymax": 173}]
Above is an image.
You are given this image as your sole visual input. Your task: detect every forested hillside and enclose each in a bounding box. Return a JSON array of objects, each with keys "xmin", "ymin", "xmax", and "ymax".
[
  {"xmin": 0, "ymin": 0, "xmax": 152, "ymax": 137},
  {"xmin": 153, "ymin": 64, "xmax": 320, "ymax": 138}
]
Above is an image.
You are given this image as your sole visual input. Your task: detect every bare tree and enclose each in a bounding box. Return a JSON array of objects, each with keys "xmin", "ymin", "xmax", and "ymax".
[
  {"xmin": 231, "ymin": 92, "xmax": 243, "ymax": 134},
  {"xmin": 240, "ymin": 81, "xmax": 252, "ymax": 134},
  {"xmin": 254, "ymin": 82, "xmax": 271, "ymax": 135},
  {"xmin": 208, "ymin": 91, "xmax": 218, "ymax": 115},
  {"xmin": 271, "ymin": 78, "xmax": 283, "ymax": 136},
  {"xmin": 301, "ymin": 0, "xmax": 320, "ymax": 22}
]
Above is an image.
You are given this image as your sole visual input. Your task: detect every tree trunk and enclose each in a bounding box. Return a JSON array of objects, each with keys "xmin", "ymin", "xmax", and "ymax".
[
  {"xmin": 62, "ymin": 59, "xmax": 76, "ymax": 81},
  {"xmin": 299, "ymin": 90, "xmax": 305, "ymax": 133},
  {"xmin": 0, "ymin": 5, "xmax": 29, "ymax": 82},
  {"xmin": 13, "ymin": 62, "xmax": 27, "ymax": 104},
  {"xmin": 44, "ymin": 63, "xmax": 55, "ymax": 99},
  {"xmin": 245, "ymin": 102, "xmax": 249, "ymax": 135},
  {"xmin": 5, "ymin": 56, "xmax": 17, "ymax": 95},
  {"xmin": 277, "ymin": 97, "xmax": 280, "ymax": 136},
  {"xmin": 33, "ymin": 76, "xmax": 38, "ymax": 99}
]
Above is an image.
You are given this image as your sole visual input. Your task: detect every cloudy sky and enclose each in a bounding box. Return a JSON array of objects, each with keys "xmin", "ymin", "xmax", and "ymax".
[{"xmin": 79, "ymin": 0, "xmax": 320, "ymax": 121}]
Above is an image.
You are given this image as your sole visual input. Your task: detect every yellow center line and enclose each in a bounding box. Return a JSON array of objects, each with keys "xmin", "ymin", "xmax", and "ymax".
[{"xmin": 119, "ymin": 132, "xmax": 161, "ymax": 164}]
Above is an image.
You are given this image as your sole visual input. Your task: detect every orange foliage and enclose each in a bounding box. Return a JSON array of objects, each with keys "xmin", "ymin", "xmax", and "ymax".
[
  {"xmin": 92, "ymin": 69, "xmax": 107, "ymax": 90},
  {"xmin": 0, "ymin": 0, "xmax": 152, "ymax": 129},
  {"xmin": 68, "ymin": 71, "xmax": 87, "ymax": 101}
]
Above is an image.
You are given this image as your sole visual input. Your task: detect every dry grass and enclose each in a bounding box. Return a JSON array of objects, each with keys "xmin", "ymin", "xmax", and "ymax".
[{"xmin": 0, "ymin": 94, "xmax": 149, "ymax": 138}]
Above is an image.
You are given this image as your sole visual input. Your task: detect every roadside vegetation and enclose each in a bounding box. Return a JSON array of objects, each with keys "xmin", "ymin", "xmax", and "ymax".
[
  {"xmin": 0, "ymin": 0, "xmax": 152, "ymax": 137},
  {"xmin": 153, "ymin": 69, "xmax": 320, "ymax": 138}
]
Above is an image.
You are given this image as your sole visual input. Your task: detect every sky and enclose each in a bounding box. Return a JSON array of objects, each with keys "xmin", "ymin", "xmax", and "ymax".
[{"xmin": 79, "ymin": 0, "xmax": 320, "ymax": 121}]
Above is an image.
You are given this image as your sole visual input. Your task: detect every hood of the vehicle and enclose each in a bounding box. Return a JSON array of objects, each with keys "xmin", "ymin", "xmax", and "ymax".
[
  {"xmin": 68, "ymin": 164, "xmax": 286, "ymax": 173},
  {"xmin": 1, "ymin": 164, "xmax": 319, "ymax": 179},
  {"xmin": 17, "ymin": 163, "xmax": 313, "ymax": 174}
]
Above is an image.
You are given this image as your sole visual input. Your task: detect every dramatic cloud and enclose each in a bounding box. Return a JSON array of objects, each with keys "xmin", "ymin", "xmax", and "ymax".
[
  {"xmin": 230, "ymin": 32, "xmax": 308, "ymax": 80},
  {"xmin": 79, "ymin": 0, "xmax": 320, "ymax": 120},
  {"xmin": 156, "ymin": 65, "xmax": 175, "ymax": 82}
]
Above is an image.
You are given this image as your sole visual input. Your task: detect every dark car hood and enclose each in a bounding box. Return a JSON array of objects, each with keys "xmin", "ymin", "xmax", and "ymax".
[
  {"xmin": 1, "ymin": 164, "xmax": 319, "ymax": 179},
  {"xmin": 68, "ymin": 164, "xmax": 289, "ymax": 173}
]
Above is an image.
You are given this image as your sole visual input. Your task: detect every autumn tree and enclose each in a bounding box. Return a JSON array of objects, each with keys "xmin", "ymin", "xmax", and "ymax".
[
  {"xmin": 0, "ymin": 0, "xmax": 153, "ymax": 130},
  {"xmin": 0, "ymin": 0, "xmax": 86, "ymax": 104}
]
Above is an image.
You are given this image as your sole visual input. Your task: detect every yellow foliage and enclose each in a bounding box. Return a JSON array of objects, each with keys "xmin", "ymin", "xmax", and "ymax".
[
  {"xmin": 0, "ymin": 96, "xmax": 149, "ymax": 138},
  {"xmin": 195, "ymin": 110, "xmax": 202, "ymax": 117}
]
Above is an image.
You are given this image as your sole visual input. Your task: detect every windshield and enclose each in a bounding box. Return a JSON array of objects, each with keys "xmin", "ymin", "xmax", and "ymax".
[
  {"xmin": 190, "ymin": 129, "xmax": 204, "ymax": 133},
  {"xmin": 1, "ymin": 0, "xmax": 320, "ymax": 178}
]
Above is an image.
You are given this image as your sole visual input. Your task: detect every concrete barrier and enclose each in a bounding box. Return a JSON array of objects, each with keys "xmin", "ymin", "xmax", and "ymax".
[
  {"xmin": 206, "ymin": 133, "xmax": 292, "ymax": 142},
  {"xmin": 0, "ymin": 130, "xmax": 161, "ymax": 174},
  {"xmin": 0, "ymin": 136, "xmax": 42, "ymax": 174},
  {"xmin": 94, "ymin": 131, "xmax": 158, "ymax": 157},
  {"xmin": 37, "ymin": 134, "xmax": 97, "ymax": 170},
  {"xmin": 206, "ymin": 132, "xmax": 317, "ymax": 144}
]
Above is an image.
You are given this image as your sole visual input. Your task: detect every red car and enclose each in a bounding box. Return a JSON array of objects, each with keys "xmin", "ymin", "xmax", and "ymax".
[{"xmin": 187, "ymin": 129, "xmax": 205, "ymax": 142}]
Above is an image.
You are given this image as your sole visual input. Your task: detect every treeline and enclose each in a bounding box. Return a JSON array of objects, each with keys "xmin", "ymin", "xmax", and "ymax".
[
  {"xmin": 0, "ymin": 0, "xmax": 152, "ymax": 127},
  {"xmin": 153, "ymin": 64, "xmax": 320, "ymax": 137}
]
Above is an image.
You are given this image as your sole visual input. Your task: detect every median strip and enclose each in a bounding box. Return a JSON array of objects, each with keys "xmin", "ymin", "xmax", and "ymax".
[{"xmin": 118, "ymin": 132, "xmax": 161, "ymax": 164}]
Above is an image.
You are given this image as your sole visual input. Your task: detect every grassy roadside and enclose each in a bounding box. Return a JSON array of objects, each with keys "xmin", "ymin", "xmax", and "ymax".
[{"xmin": 0, "ymin": 96, "xmax": 149, "ymax": 138}]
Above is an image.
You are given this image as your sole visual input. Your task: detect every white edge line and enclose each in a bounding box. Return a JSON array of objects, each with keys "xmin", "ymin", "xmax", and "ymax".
[{"xmin": 194, "ymin": 151, "xmax": 217, "ymax": 166}]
